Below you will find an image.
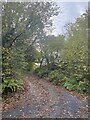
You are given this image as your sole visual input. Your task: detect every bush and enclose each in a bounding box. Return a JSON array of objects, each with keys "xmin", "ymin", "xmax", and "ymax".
[
  {"xmin": 48, "ymin": 70, "xmax": 66, "ymax": 85},
  {"xmin": 26, "ymin": 62, "xmax": 34, "ymax": 71},
  {"xmin": 63, "ymin": 78, "xmax": 78, "ymax": 91},
  {"xmin": 63, "ymin": 77, "xmax": 90, "ymax": 93},
  {"xmin": 77, "ymin": 81, "xmax": 90, "ymax": 93},
  {"xmin": 1, "ymin": 79, "xmax": 24, "ymax": 95},
  {"xmin": 48, "ymin": 70, "xmax": 59, "ymax": 81},
  {"xmin": 34, "ymin": 62, "xmax": 89, "ymax": 94},
  {"xmin": 34, "ymin": 66, "xmax": 50, "ymax": 78},
  {"xmin": 48, "ymin": 63, "xmax": 59, "ymax": 70}
]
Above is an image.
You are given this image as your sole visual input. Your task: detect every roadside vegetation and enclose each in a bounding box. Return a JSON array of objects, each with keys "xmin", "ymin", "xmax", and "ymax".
[
  {"xmin": 1, "ymin": 2, "xmax": 89, "ymax": 99},
  {"xmin": 34, "ymin": 11, "xmax": 89, "ymax": 94}
]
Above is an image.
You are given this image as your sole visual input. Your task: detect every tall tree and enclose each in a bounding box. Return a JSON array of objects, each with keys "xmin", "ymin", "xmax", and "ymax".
[
  {"xmin": 61, "ymin": 11, "xmax": 88, "ymax": 80},
  {"xmin": 2, "ymin": 2, "xmax": 60, "ymax": 94},
  {"xmin": 2, "ymin": 2, "xmax": 60, "ymax": 48}
]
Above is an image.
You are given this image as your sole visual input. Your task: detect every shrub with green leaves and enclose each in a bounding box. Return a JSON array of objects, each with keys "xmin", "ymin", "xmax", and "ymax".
[
  {"xmin": 1, "ymin": 79, "xmax": 24, "ymax": 95},
  {"xmin": 63, "ymin": 77, "xmax": 90, "ymax": 94},
  {"xmin": 34, "ymin": 66, "xmax": 50, "ymax": 78},
  {"xmin": 77, "ymin": 81, "xmax": 90, "ymax": 93},
  {"xmin": 63, "ymin": 78, "xmax": 78, "ymax": 91},
  {"xmin": 48, "ymin": 70, "xmax": 66, "ymax": 84},
  {"xmin": 48, "ymin": 70, "xmax": 59, "ymax": 81}
]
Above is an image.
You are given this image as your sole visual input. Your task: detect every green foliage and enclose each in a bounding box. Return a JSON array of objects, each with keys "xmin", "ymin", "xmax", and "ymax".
[
  {"xmin": 1, "ymin": 79, "xmax": 24, "ymax": 94},
  {"xmin": 77, "ymin": 81, "xmax": 90, "ymax": 93},
  {"xmin": 34, "ymin": 66, "xmax": 50, "ymax": 78},
  {"xmin": 48, "ymin": 70, "xmax": 65, "ymax": 85},
  {"xmin": 63, "ymin": 77, "xmax": 90, "ymax": 94},
  {"xmin": 38, "ymin": 29, "xmax": 88, "ymax": 90},
  {"xmin": 2, "ymin": 2, "xmax": 89, "ymax": 96},
  {"xmin": 2, "ymin": 47, "xmax": 12, "ymax": 80},
  {"xmin": 2, "ymin": 2, "xmax": 59, "ymax": 48},
  {"xmin": 48, "ymin": 70, "xmax": 59, "ymax": 81},
  {"xmin": 25, "ymin": 46, "xmax": 41, "ymax": 71},
  {"xmin": 2, "ymin": 47, "xmax": 24, "ymax": 95},
  {"xmin": 2, "ymin": 2, "xmax": 59, "ymax": 96},
  {"xmin": 12, "ymin": 48, "xmax": 27, "ymax": 71},
  {"xmin": 36, "ymin": 11, "xmax": 89, "ymax": 94},
  {"xmin": 27, "ymin": 62, "xmax": 34, "ymax": 71},
  {"xmin": 63, "ymin": 78, "xmax": 78, "ymax": 91},
  {"xmin": 39, "ymin": 35, "xmax": 65, "ymax": 66}
]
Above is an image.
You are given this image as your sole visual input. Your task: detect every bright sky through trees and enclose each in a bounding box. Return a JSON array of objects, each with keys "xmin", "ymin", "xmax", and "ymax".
[{"xmin": 52, "ymin": 2, "xmax": 88, "ymax": 36}]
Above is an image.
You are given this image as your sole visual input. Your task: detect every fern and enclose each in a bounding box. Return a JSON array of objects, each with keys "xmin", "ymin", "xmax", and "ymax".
[{"xmin": 1, "ymin": 79, "xmax": 24, "ymax": 94}]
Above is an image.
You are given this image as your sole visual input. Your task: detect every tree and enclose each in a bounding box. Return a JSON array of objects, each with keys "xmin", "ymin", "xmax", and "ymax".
[
  {"xmin": 2, "ymin": 2, "xmax": 59, "ymax": 48},
  {"xmin": 38, "ymin": 35, "xmax": 65, "ymax": 67},
  {"xmin": 62, "ymin": 11, "xmax": 88, "ymax": 76},
  {"xmin": 35, "ymin": 10, "xmax": 89, "ymax": 94},
  {"xmin": 58, "ymin": 11, "xmax": 89, "ymax": 93},
  {"xmin": 2, "ymin": 2, "xmax": 60, "ymax": 94}
]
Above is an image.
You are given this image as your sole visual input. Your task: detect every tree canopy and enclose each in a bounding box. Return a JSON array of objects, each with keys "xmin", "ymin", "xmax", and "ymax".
[{"xmin": 1, "ymin": 2, "xmax": 89, "ymax": 96}]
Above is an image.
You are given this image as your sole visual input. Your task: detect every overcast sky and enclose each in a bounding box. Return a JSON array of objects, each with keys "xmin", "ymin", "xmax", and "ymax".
[{"xmin": 51, "ymin": 2, "xmax": 88, "ymax": 36}]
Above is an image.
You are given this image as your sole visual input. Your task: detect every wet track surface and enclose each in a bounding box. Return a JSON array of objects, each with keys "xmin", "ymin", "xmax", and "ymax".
[{"xmin": 2, "ymin": 75, "xmax": 89, "ymax": 118}]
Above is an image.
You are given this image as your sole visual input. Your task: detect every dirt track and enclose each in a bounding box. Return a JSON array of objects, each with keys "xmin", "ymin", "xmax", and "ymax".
[{"xmin": 2, "ymin": 75, "xmax": 89, "ymax": 118}]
